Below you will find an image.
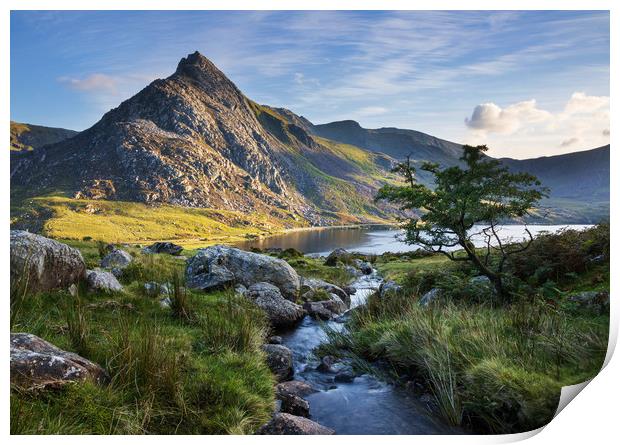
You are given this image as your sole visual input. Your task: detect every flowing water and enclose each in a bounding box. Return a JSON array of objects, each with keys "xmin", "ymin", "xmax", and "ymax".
[
  {"xmin": 278, "ymin": 272, "xmax": 459, "ymax": 434},
  {"xmin": 245, "ymin": 224, "xmax": 590, "ymax": 434}
]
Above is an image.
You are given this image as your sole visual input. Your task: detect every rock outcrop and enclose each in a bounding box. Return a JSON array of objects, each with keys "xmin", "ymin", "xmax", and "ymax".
[
  {"xmin": 261, "ymin": 344, "xmax": 294, "ymax": 382},
  {"xmin": 300, "ymin": 277, "xmax": 349, "ymax": 306},
  {"xmin": 10, "ymin": 333, "xmax": 109, "ymax": 389},
  {"xmin": 256, "ymin": 413, "xmax": 335, "ymax": 435},
  {"xmin": 247, "ymin": 283, "xmax": 305, "ymax": 328},
  {"xmin": 378, "ymin": 280, "xmax": 402, "ymax": 298},
  {"xmin": 324, "ymin": 248, "xmax": 351, "ymax": 266},
  {"xmin": 142, "ymin": 242, "xmax": 183, "ymax": 256},
  {"xmin": 420, "ymin": 288, "xmax": 441, "ymax": 306},
  {"xmin": 10, "ymin": 230, "xmax": 86, "ymax": 293},
  {"xmin": 186, "ymin": 246, "xmax": 300, "ymax": 299}
]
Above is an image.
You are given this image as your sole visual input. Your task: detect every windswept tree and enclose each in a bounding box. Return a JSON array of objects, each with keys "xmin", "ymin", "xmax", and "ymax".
[{"xmin": 376, "ymin": 145, "xmax": 548, "ymax": 301}]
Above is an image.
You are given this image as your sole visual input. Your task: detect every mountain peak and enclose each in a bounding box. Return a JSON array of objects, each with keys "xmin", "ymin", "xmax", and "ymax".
[{"xmin": 173, "ymin": 51, "xmax": 232, "ymax": 86}]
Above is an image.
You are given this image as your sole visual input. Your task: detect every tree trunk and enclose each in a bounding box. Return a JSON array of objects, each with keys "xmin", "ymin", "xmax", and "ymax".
[{"xmin": 461, "ymin": 240, "xmax": 508, "ymax": 303}]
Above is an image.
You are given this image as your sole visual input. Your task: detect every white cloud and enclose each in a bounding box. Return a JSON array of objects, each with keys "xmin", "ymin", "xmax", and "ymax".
[
  {"xmin": 355, "ymin": 106, "xmax": 389, "ymax": 117},
  {"xmin": 464, "ymin": 92, "xmax": 610, "ymax": 157},
  {"xmin": 564, "ymin": 91, "xmax": 609, "ymax": 115},
  {"xmin": 58, "ymin": 73, "xmax": 118, "ymax": 93},
  {"xmin": 464, "ymin": 99, "xmax": 551, "ymax": 134}
]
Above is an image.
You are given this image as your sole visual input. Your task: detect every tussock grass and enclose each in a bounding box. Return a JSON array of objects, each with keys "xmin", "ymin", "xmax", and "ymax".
[
  {"xmin": 321, "ymin": 226, "xmax": 609, "ymax": 433},
  {"xmin": 324, "ymin": 291, "xmax": 607, "ymax": 433},
  {"xmin": 10, "ymin": 245, "xmax": 275, "ymax": 434}
]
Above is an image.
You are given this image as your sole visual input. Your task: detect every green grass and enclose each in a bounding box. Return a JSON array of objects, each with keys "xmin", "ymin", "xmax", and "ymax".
[
  {"xmin": 11, "ymin": 194, "xmax": 303, "ymax": 248},
  {"xmin": 10, "ymin": 248, "xmax": 276, "ymax": 434},
  {"xmin": 318, "ymin": 230, "xmax": 610, "ymax": 434}
]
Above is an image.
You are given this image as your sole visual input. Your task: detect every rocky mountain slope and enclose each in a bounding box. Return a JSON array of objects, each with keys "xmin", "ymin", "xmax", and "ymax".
[
  {"xmin": 10, "ymin": 121, "xmax": 77, "ymax": 152},
  {"xmin": 11, "ymin": 52, "xmax": 399, "ymax": 226},
  {"xmin": 11, "ymin": 51, "xmax": 609, "ymax": 229}
]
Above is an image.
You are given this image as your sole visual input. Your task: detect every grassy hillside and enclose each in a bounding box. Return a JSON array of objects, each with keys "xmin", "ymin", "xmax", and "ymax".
[
  {"xmin": 10, "ymin": 121, "xmax": 77, "ymax": 152},
  {"xmin": 10, "ymin": 193, "xmax": 306, "ymax": 248},
  {"xmin": 248, "ymin": 103, "xmax": 402, "ymax": 221}
]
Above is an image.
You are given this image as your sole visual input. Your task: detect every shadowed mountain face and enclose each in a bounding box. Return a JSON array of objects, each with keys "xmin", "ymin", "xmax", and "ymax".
[
  {"xmin": 501, "ymin": 145, "xmax": 610, "ymax": 201},
  {"xmin": 11, "ymin": 52, "xmax": 609, "ymax": 225}
]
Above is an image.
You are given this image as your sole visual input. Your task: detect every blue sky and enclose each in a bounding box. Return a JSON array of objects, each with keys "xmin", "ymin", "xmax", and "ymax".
[{"xmin": 11, "ymin": 10, "xmax": 609, "ymax": 158}]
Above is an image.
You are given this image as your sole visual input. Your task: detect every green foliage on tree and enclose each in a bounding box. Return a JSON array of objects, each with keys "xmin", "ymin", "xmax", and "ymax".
[{"xmin": 376, "ymin": 145, "xmax": 548, "ymax": 301}]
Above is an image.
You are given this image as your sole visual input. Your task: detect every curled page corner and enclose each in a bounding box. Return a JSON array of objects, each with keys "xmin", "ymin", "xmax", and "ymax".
[{"xmin": 554, "ymin": 379, "xmax": 593, "ymax": 418}]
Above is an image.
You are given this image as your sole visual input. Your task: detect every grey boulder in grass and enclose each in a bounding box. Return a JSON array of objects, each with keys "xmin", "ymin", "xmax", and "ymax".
[
  {"xmin": 186, "ymin": 245, "xmax": 300, "ymax": 299},
  {"xmin": 10, "ymin": 333, "xmax": 109, "ymax": 389},
  {"xmin": 10, "ymin": 230, "xmax": 86, "ymax": 293},
  {"xmin": 86, "ymin": 269, "xmax": 123, "ymax": 293},
  {"xmin": 247, "ymin": 282, "xmax": 305, "ymax": 328},
  {"xmin": 142, "ymin": 242, "xmax": 183, "ymax": 256},
  {"xmin": 257, "ymin": 413, "xmax": 335, "ymax": 435},
  {"xmin": 100, "ymin": 249, "xmax": 132, "ymax": 270}
]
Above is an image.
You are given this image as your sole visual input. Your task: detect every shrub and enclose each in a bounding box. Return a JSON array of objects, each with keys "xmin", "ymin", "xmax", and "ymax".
[{"xmin": 507, "ymin": 224, "xmax": 609, "ymax": 286}]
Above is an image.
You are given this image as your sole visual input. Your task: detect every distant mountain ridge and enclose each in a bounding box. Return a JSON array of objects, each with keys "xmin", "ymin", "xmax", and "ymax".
[
  {"xmin": 10, "ymin": 121, "xmax": 77, "ymax": 152},
  {"xmin": 10, "ymin": 52, "xmax": 609, "ymax": 226},
  {"xmin": 312, "ymin": 120, "xmax": 464, "ymax": 166}
]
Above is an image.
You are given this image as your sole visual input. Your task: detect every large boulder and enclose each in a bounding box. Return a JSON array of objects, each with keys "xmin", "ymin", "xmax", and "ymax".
[
  {"xmin": 300, "ymin": 278, "xmax": 350, "ymax": 306},
  {"xmin": 247, "ymin": 283, "xmax": 305, "ymax": 328},
  {"xmin": 420, "ymin": 288, "xmax": 442, "ymax": 307},
  {"xmin": 142, "ymin": 242, "xmax": 183, "ymax": 256},
  {"xmin": 187, "ymin": 263, "xmax": 235, "ymax": 292},
  {"xmin": 261, "ymin": 344, "xmax": 294, "ymax": 382},
  {"xmin": 86, "ymin": 269, "xmax": 123, "ymax": 293},
  {"xmin": 324, "ymin": 248, "xmax": 350, "ymax": 267},
  {"xmin": 378, "ymin": 280, "xmax": 402, "ymax": 298},
  {"xmin": 186, "ymin": 245, "xmax": 300, "ymax": 299},
  {"xmin": 100, "ymin": 249, "xmax": 132, "ymax": 270},
  {"xmin": 10, "ymin": 230, "xmax": 86, "ymax": 293},
  {"xmin": 256, "ymin": 413, "xmax": 335, "ymax": 435},
  {"xmin": 10, "ymin": 333, "xmax": 109, "ymax": 389},
  {"xmin": 276, "ymin": 380, "xmax": 316, "ymax": 399}
]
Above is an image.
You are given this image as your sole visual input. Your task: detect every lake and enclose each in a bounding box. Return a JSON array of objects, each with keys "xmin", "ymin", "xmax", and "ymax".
[{"xmin": 236, "ymin": 224, "xmax": 593, "ymax": 255}]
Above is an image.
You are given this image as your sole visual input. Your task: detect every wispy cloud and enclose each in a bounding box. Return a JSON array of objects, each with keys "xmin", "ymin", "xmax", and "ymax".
[
  {"xmin": 12, "ymin": 10, "xmax": 610, "ymax": 156},
  {"xmin": 58, "ymin": 73, "xmax": 118, "ymax": 93}
]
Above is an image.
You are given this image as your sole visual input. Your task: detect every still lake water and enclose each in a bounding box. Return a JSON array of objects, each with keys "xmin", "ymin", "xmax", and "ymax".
[{"xmin": 237, "ymin": 224, "xmax": 593, "ymax": 256}]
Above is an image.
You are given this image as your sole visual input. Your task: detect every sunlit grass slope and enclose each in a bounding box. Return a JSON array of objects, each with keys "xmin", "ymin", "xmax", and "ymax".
[{"xmin": 11, "ymin": 195, "xmax": 305, "ymax": 248}]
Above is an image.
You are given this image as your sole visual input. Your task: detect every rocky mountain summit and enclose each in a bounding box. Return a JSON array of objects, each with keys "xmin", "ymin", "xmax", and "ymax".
[{"xmin": 12, "ymin": 52, "xmax": 397, "ymax": 226}]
